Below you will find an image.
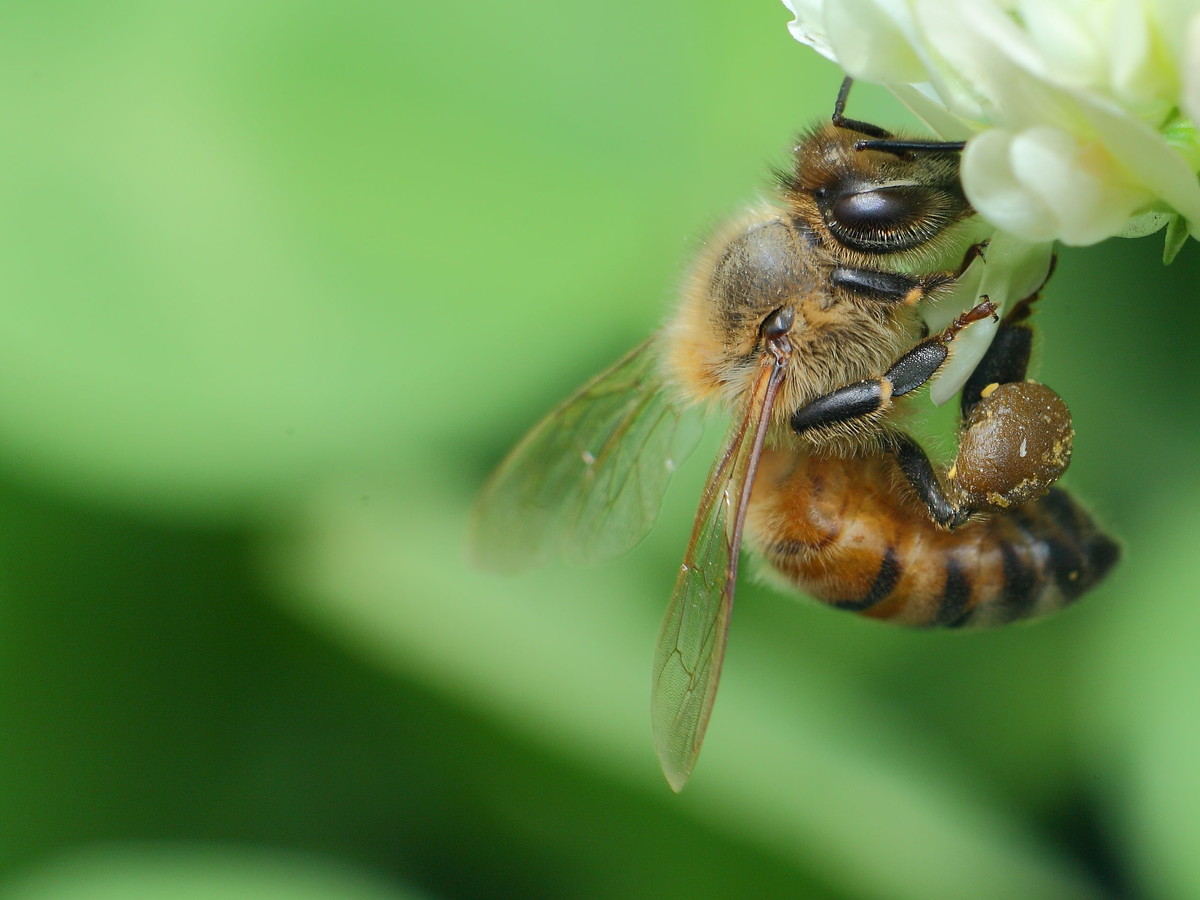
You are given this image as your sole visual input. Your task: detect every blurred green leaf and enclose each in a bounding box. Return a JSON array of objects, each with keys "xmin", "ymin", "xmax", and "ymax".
[
  {"xmin": 0, "ymin": 845, "xmax": 416, "ymax": 900},
  {"xmin": 1078, "ymin": 477, "xmax": 1200, "ymax": 899},
  {"xmin": 0, "ymin": 0, "xmax": 812, "ymax": 520},
  {"xmin": 0, "ymin": 1, "xmax": 1193, "ymax": 898},
  {"xmin": 1163, "ymin": 214, "xmax": 1189, "ymax": 263},
  {"xmin": 267, "ymin": 470, "xmax": 1105, "ymax": 900}
]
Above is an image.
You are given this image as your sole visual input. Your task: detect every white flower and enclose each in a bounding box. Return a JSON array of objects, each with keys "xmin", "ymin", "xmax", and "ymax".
[
  {"xmin": 782, "ymin": 0, "xmax": 1200, "ymax": 398},
  {"xmin": 782, "ymin": 0, "xmax": 1200, "ymax": 249}
]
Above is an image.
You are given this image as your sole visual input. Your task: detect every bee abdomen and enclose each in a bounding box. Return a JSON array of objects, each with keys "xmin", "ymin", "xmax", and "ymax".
[
  {"xmin": 749, "ymin": 453, "xmax": 1119, "ymax": 628},
  {"xmin": 989, "ymin": 488, "xmax": 1120, "ymax": 621}
]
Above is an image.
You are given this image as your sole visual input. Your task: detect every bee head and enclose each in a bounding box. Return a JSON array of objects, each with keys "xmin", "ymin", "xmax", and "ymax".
[{"xmin": 779, "ymin": 124, "xmax": 972, "ymax": 260}]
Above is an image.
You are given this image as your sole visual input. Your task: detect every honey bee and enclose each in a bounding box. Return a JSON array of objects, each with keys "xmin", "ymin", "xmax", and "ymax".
[{"xmin": 471, "ymin": 80, "xmax": 1119, "ymax": 791}]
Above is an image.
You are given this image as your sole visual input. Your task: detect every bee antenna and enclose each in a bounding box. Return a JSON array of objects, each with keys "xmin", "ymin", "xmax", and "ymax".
[
  {"xmin": 830, "ymin": 77, "xmax": 891, "ymax": 141},
  {"xmin": 854, "ymin": 138, "xmax": 967, "ymax": 156}
]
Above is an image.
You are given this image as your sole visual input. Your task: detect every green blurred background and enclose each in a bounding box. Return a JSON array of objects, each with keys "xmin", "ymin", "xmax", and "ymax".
[{"xmin": 0, "ymin": 2, "xmax": 1197, "ymax": 898}]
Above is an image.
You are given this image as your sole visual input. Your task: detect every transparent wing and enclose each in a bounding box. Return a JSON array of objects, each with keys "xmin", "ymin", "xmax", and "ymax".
[
  {"xmin": 651, "ymin": 351, "xmax": 788, "ymax": 792},
  {"xmin": 471, "ymin": 339, "xmax": 703, "ymax": 572}
]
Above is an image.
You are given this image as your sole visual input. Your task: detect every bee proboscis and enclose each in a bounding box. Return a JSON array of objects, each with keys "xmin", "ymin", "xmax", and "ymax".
[{"xmin": 472, "ymin": 80, "xmax": 1119, "ymax": 791}]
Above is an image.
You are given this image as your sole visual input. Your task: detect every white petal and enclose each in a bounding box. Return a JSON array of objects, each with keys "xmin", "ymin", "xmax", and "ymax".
[
  {"xmin": 928, "ymin": 236, "xmax": 1054, "ymax": 406},
  {"xmin": 1184, "ymin": 13, "xmax": 1200, "ymax": 126},
  {"xmin": 1011, "ymin": 127, "xmax": 1148, "ymax": 245},
  {"xmin": 915, "ymin": 0, "xmax": 1077, "ymax": 127},
  {"xmin": 890, "ymin": 83, "xmax": 977, "ymax": 140},
  {"xmin": 823, "ymin": 0, "xmax": 926, "ymax": 82},
  {"xmin": 961, "ymin": 130, "xmax": 1059, "ymax": 241},
  {"xmin": 781, "ymin": 0, "xmax": 837, "ymax": 59},
  {"xmin": 1147, "ymin": 1, "xmax": 1200, "ymax": 80},
  {"xmin": 1108, "ymin": 0, "xmax": 1176, "ymax": 118},
  {"xmin": 977, "ymin": 231, "xmax": 1057, "ymax": 305},
  {"xmin": 1075, "ymin": 91, "xmax": 1200, "ymax": 232},
  {"xmin": 963, "ymin": 126, "xmax": 1153, "ymax": 245},
  {"xmin": 929, "ymin": 314, "xmax": 997, "ymax": 407},
  {"xmin": 1019, "ymin": 0, "xmax": 1110, "ymax": 91},
  {"xmin": 780, "ymin": 0, "xmax": 1200, "ymax": 249}
]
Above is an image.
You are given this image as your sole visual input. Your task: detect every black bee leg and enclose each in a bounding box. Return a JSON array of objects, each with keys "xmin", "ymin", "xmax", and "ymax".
[
  {"xmin": 831, "ymin": 77, "xmax": 892, "ymax": 139},
  {"xmin": 790, "ymin": 300, "xmax": 998, "ymax": 528},
  {"xmin": 790, "ymin": 299, "xmax": 998, "ymax": 434},
  {"xmin": 831, "ymin": 267, "xmax": 956, "ymax": 307},
  {"xmin": 959, "ymin": 311, "xmax": 1033, "ymax": 419},
  {"xmin": 959, "ymin": 255, "xmax": 1057, "ymax": 418},
  {"xmin": 832, "ymin": 241, "xmax": 988, "ymax": 309},
  {"xmin": 884, "ymin": 431, "xmax": 975, "ymax": 528}
]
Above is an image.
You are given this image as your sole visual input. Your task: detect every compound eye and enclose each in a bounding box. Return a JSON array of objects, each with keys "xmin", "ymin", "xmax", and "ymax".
[
  {"xmin": 833, "ymin": 188, "xmax": 917, "ymax": 233},
  {"xmin": 823, "ymin": 184, "xmax": 957, "ymax": 254}
]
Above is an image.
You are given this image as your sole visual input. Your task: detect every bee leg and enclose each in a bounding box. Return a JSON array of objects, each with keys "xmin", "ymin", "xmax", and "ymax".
[
  {"xmin": 953, "ymin": 240, "xmax": 988, "ymax": 277},
  {"xmin": 830, "ymin": 267, "xmax": 956, "ymax": 307},
  {"xmin": 950, "ymin": 256, "xmax": 1072, "ymax": 512},
  {"xmin": 959, "ymin": 255, "xmax": 1056, "ymax": 418},
  {"xmin": 832, "ymin": 241, "xmax": 988, "ymax": 308},
  {"xmin": 790, "ymin": 299, "xmax": 998, "ymax": 434},
  {"xmin": 885, "ymin": 431, "xmax": 975, "ymax": 528}
]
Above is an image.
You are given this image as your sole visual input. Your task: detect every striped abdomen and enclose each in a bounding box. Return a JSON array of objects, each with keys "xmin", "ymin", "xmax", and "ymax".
[{"xmin": 747, "ymin": 449, "xmax": 1119, "ymax": 627}]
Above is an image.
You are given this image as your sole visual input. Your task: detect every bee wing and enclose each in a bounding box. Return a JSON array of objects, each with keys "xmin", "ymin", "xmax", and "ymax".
[
  {"xmin": 471, "ymin": 338, "xmax": 703, "ymax": 572},
  {"xmin": 651, "ymin": 350, "xmax": 788, "ymax": 792}
]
